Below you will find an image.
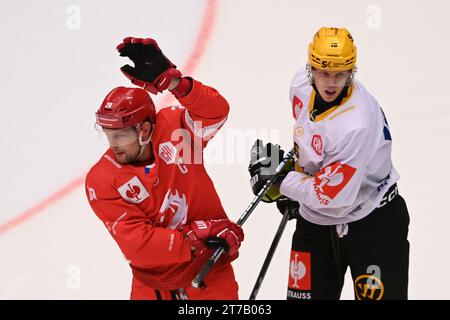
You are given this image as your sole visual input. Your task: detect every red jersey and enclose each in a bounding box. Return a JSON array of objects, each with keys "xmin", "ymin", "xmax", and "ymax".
[{"xmin": 85, "ymin": 80, "xmax": 237, "ymax": 295}]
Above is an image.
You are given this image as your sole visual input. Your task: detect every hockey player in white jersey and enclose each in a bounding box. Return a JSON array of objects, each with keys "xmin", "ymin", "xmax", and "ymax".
[{"xmin": 249, "ymin": 27, "xmax": 409, "ymax": 300}]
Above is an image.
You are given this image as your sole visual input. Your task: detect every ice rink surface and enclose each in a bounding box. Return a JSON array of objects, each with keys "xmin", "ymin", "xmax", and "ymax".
[{"xmin": 1, "ymin": 0, "xmax": 449, "ymax": 299}]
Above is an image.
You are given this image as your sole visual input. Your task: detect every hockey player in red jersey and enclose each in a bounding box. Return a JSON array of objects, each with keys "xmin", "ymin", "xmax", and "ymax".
[{"xmin": 85, "ymin": 37, "xmax": 244, "ymax": 300}]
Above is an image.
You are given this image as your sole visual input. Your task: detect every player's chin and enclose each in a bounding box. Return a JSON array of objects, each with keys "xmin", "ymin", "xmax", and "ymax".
[
  {"xmin": 114, "ymin": 152, "xmax": 128, "ymax": 164},
  {"xmin": 322, "ymin": 90, "xmax": 338, "ymax": 102}
]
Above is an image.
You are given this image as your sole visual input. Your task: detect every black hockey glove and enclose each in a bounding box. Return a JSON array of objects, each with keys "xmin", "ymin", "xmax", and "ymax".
[
  {"xmin": 116, "ymin": 37, "xmax": 181, "ymax": 94},
  {"xmin": 248, "ymin": 139, "xmax": 291, "ymax": 203},
  {"xmin": 276, "ymin": 197, "xmax": 300, "ymax": 220}
]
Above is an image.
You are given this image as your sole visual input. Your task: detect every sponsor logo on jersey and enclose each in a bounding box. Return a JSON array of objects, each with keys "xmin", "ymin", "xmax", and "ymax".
[
  {"xmin": 328, "ymin": 105, "xmax": 355, "ymax": 121},
  {"xmin": 168, "ymin": 233, "xmax": 175, "ymax": 252},
  {"xmin": 158, "ymin": 189, "xmax": 188, "ymax": 230},
  {"xmin": 292, "ymin": 96, "xmax": 303, "ymax": 120},
  {"xmin": 313, "ymin": 163, "xmax": 356, "ymax": 205},
  {"xmin": 354, "ymin": 274, "xmax": 384, "ymax": 300},
  {"xmin": 294, "ymin": 126, "xmax": 304, "ymax": 137},
  {"xmin": 158, "ymin": 141, "xmax": 189, "ymax": 174},
  {"xmin": 287, "ymin": 290, "xmax": 312, "ymax": 300},
  {"xmin": 376, "ymin": 173, "xmax": 391, "ymax": 192},
  {"xmin": 288, "ymin": 251, "xmax": 311, "ymax": 291},
  {"xmin": 88, "ymin": 187, "xmax": 97, "ymax": 201},
  {"xmin": 117, "ymin": 176, "xmax": 150, "ymax": 204},
  {"xmin": 159, "ymin": 141, "xmax": 177, "ymax": 164},
  {"xmin": 311, "ymin": 134, "xmax": 323, "ymax": 156},
  {"xmin": 377, "ymin": 184, "xmax": 398, "ymax": 208}
]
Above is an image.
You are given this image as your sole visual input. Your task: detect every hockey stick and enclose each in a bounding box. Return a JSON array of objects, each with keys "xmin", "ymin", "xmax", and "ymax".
[
  {"xmin": 191, "ymin": 147, "xmax": 295, "ymax": 289},
  {"xmin": 249, "ymin": 207, "xmax": 290, "ymax": 300}
]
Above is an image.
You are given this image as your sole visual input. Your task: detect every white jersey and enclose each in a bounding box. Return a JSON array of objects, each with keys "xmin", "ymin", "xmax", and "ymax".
[{"xmin": 280, "ymin": 67, "xmax": 399, "ymax": 225}]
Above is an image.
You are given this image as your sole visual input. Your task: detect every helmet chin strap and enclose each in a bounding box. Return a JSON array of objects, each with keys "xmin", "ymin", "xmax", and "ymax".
[{"xmin": 137, "ymin": 125, "xmax": 154, "ymax": 160}]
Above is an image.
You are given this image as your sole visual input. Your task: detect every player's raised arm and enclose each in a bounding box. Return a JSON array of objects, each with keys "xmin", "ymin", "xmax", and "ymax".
[{"xmin": 116, "ymin": 37, "xmax": 229, "ymax": 148}]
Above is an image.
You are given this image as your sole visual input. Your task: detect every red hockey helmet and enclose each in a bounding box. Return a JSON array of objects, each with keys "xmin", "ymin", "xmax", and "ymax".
[{"xmin": 96, "ymin": 87, "xmax": 156, "ymax": 129}]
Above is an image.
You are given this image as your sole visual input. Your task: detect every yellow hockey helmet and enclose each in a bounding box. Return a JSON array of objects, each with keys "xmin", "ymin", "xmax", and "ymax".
[{"xmin": 308, "ymin": 27, "xmax": 357, "ymax": 71}]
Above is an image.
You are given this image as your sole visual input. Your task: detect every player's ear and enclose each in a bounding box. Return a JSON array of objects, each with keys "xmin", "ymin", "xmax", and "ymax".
[{"xmin": 143, "ymin": 121, "xmax": 153, "ymax": 139}]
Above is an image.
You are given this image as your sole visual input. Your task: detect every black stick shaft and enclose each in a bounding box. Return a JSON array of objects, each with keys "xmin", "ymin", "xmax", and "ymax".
[{"xmin": 249, "ymin": 208, "xmax": 290, "ymax": 300}]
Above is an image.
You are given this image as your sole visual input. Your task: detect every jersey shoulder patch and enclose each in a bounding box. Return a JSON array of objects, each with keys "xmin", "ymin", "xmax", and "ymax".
[{"xmin": 292, "ymin": 95, "xmax": 304, "ymax": 120}]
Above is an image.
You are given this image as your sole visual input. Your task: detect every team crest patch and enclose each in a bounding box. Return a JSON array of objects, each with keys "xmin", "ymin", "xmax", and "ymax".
[{"xmin": 117, "ymin": 176, "xmax": 150, "ymax": 203}]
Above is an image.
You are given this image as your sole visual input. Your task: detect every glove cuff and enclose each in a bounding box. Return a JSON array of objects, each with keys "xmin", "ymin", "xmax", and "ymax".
[
  {"xmin": 170, "ymin": 77, "xmax": 193, "ymax": 98},
  {"xmin": 154, "ymin": 68, "xmax": 182, "ymax": 92}
]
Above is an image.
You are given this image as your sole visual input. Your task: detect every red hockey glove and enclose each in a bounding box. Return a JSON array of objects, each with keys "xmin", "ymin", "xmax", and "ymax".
[
  {"xmin": 116, "ymin": 37, "xmax": 181, "ymax": 94},
  {"xmin": 182, "ymin": 219, "xmax": 244, "ymax": 256}
]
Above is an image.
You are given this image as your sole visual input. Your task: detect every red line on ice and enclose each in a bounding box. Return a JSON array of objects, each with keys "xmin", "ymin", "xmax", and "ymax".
[{"xmin": 0, "ymin": 0, "xmax": 219, "ymax": 236}]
